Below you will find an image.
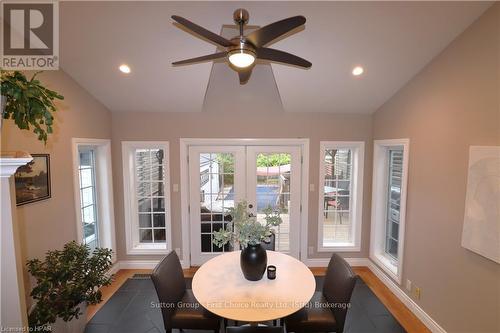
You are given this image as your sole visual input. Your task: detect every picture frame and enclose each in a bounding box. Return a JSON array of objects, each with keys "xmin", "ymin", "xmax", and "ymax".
[{"xmin": 15, "ymin": 154, "xmax": 51, "ymax": 206}]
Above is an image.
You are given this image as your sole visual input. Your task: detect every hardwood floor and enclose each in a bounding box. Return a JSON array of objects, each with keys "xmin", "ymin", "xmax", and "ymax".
[{"xmin": 87, "ymin": 266, "xmax": 430, "ymax": 333}]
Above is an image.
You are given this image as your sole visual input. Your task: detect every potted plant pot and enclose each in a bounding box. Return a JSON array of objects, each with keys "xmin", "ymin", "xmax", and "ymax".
[
  {"xmin": 240, "ymin": 243, "xmax": 267, "ymax": 281},
  {"xmin": 50, "ymin": 303, "xmax": 87, "ymax": 333}
]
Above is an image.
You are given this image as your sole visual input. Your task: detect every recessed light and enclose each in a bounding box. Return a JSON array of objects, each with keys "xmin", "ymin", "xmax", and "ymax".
[
  {"xmin": 119, "ymin": 64, "xmax": 131, "ymax": 74},
  {"xmin": 352, "ymin": 66, "xmax": 364, "ymax": 76}
]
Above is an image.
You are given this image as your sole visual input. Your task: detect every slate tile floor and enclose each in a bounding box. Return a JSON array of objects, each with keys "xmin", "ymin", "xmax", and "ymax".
[{"xmin": 85, "ymin": 276, "xmax": 405, "ymax": 333}]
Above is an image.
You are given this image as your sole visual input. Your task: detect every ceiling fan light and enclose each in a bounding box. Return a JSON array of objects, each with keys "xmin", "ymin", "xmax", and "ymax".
[{"xmin": 228, "ymin": 50, "xmax": 255, "ymax": 68}]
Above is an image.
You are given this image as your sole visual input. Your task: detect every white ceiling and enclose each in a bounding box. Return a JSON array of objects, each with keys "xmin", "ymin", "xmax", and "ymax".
[{"xmin": 59, "ymin": 1, "xmax": 492, "ymax": 113}]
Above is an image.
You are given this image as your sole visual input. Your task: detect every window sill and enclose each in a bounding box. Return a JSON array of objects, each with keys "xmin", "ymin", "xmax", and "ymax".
[
  {"xmin": 127, "ymin": 243, "xmax": 169, "ymax": 255},
  {"xmin": 318, "ymin": 242, "xmax": 360, "ymax": 252},
  {"xmin": 371, "ymin": 253, "xmax": 401, "ymax": 283}
]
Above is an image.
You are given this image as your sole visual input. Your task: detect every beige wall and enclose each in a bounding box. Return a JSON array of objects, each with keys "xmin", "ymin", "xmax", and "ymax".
[
  {"xmin": 0, "ymin": 70, "xmax": 112, "ymax": 303},
  {"xmin": 373, "ymin": 4, "xmax": 500, "ymax": 333},
  {"xmin": 111, "ymin": 110, "xmax": 373, "ymax": 261}
]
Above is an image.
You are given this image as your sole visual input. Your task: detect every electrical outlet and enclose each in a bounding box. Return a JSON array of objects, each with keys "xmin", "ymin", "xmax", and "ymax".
[
  {"xmin": 308, "ymin": 246, "xmax": 314, "ymax": 255},
  {"xmin": 309, "ymin": 184, "xmax": 315, "ymax": 192},
  {"xmin": 175, "ymin": 248, "xmax": 181, "ymax": 255},
  {"xmin": 414, "ymin": 287, "xmax": 421, "ymax": 300},
  {"xmin": 405, "ymin": 279, "xmax": 412, "ymax": 292}
]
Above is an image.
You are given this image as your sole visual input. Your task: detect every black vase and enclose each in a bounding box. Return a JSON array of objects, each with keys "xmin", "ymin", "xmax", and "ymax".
[{"xmin": 240, "ymin": 243, "xmax": 267, "ymax": 281}]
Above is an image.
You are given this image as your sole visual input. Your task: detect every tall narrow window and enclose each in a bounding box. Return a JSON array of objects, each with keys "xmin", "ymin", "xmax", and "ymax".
[
  {"xmin": 123, "ymin": 142, "xmax": 171, "ymax": 254},
  {"xmin": 371, "ymin": 139, "xmax": 409, "ymax": 284},
  {"xmin": 385, "ymin": 148, "xmax": 403, "ymax": 258},
  {"xmin": 72, "ymin": 138, "xmax": 115, "ymax": 260},
  {"xmin": 78, "ymin": 147, "xmax": 99, "ymax": 251},
  {"xmin": 135, "ymin": 148, "xmax": 167, "ymax": 244},
  {"xmin": 318, "ymin": 142, "xmax": 364, "ymax": 251}
]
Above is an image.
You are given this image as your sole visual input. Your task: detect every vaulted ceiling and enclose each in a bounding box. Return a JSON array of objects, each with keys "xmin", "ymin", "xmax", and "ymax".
[{"xmin": 59, "ymin": 1, "xmax": 492, "ymax": 113}]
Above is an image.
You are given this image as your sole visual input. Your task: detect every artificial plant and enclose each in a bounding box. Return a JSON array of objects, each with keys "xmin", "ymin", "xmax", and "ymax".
[
  {"xmin": 1, "ymin": 70, "xmax": 64, "ymax": 143},
  {"xmin": 212, "ymin": 200, "xmax": 282, "ymax": 249},
  {"xmin": 27, "ymin": 241, "xmax": 113, "ymax": 329}
]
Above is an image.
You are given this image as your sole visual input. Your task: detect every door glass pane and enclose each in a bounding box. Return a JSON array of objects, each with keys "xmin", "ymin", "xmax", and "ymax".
[
  {"xmin": 199, "ymin": 153, "xmax": 234, "ymax": 253},
  {"xmin": 322, "ymin": 149, "xmax": 353, "ymax": 246},
  {"xmin": 255, "ymin": 153, "xmax": 291, "ymax": 252}
]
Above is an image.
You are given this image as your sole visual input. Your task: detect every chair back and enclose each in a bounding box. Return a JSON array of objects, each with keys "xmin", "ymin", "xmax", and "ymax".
[
  {"xmin": 151, "ymin": 251, "xmax": 186, "ymax": 331},
  {"xmin": 261, "ymin": 233, "xmax": 276, "ymax": 251},
  {"xmin": 322, "ymin": 253, "xmax": 357, "ymax": 333},
  {"xmin": 226, "ymin": 326, "xmax": 284, "ymax": 333}
]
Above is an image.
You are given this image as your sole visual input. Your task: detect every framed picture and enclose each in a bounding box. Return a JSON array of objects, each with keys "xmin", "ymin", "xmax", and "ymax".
[{"xmin": 15, "ymin": 154, "xmax": 51, "ymax": 206}]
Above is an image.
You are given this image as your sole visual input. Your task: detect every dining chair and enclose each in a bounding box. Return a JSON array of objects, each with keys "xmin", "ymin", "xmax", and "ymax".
[
  {"xmin": 151, "ymin": 251, "xmax": 221, "ymax": 333},
  {"xmin": 226, "ymin": 326, "xmax": 284, "ymax": 333},
  {"xmin": 284, "ymin": 253, "xmax": 357, "ymax": 333}
]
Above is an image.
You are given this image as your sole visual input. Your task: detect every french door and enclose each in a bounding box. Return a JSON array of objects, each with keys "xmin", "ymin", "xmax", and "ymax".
[{"xmin": 188, "ymin": 145, "xmax": 302, "ymax": 265}]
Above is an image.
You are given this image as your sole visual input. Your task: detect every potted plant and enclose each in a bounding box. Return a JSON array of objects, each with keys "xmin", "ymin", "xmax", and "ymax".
[
  {"xmin": 213, "ymin": 200, "xmax": 282, "ymax": 281},
  {"xmin": 1, "ymin": 70, "xmax": 64, "ymax": 143},
  {"xmin": 27, "ymin": 241, "xmax": 113, "ymax": 332}
]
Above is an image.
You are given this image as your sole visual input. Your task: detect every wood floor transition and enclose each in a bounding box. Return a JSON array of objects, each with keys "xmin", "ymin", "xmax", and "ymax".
[{"xmin": 87, "ymin": 266, "xmax": 430, "ymax": 333}]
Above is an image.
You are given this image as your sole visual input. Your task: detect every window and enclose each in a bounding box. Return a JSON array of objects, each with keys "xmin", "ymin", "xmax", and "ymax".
[
  {"xmin": 72, "ymin": 138, "xmax": 116, "ymax": 260},
  {"xmin": 122, "ymin": 142, "xmax": 171, "ymax": 254},
  {"xmin": 370, "ymin": 139, "xmax": 409, "ymax": 284},
  {"xmin": 385, "ymin": 149, "xmax": 403, "ymax": 259},
  {"xmin": 318, "ymin": 141, "xmax": 364, "ymax": 251},
  {"xmin": 78, "ymin": 147, "xmax": 99, "ymax": 251}
]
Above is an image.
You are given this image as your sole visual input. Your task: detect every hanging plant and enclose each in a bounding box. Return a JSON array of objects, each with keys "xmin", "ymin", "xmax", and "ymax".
[{"xmin": 1, "ymin": 70, "xmax": 64, "ymax": 143}]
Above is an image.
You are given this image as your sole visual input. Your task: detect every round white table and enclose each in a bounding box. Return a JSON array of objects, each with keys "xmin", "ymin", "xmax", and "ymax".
[{"xmin": 192, "ymin": 251, "xmax": 316, "ymax": 323}]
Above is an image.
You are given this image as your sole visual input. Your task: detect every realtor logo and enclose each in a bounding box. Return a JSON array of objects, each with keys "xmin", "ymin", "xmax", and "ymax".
[{"xmin": 1, "ymin": 1, "xmax": 59, "ymax": 70}]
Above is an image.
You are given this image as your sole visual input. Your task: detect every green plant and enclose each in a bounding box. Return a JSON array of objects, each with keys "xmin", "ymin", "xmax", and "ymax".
[
  {"xmin": 1, "ymin": 70, "xmax": 64, "ymax": 143},
  {"xmin": 27, "ymin": 241, "xmax": 113, "ymax": 329},
  {"xmin": 256, "ymin": 153, "xmax": 291, "ymax": 167},
  {"xmin": 213, "ymin": 200, "xmax": 282, "ymax": 249}
]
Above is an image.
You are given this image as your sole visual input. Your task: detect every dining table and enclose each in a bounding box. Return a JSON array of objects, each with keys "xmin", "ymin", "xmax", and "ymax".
[{"xmin": 192, "ymin": 250, "xmax": 316, "ymax": 323}]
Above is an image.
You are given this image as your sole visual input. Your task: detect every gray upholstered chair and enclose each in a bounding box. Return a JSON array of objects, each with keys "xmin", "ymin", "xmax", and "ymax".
[
  {"xmin": 151, "ymin": 251, "xmax": 220, "ymax": 333},
  {"xmin": 284, "ymin": 253, "xmax": 357, "ymax": 333}
]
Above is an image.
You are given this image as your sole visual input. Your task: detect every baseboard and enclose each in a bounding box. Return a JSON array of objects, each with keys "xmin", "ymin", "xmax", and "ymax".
[
  {"xmin": 106, "ymin": 262, "xmax": 121, "ymax": 277},
  {"xmin": 113, "ymin": 257, "xmax": 445, "ymax": 332},
  {"xmin": 303, "ymin": 257, "xmax": 370, "ymax": 267},
  {"xmin": 366, "ymin": 260, "xmax": 446, "ymax": 333}
]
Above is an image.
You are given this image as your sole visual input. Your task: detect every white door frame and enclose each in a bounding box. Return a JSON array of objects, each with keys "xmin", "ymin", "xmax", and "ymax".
[{"xmin": 180, "ymin": 138, "xmax": 310, "ymax": 268}]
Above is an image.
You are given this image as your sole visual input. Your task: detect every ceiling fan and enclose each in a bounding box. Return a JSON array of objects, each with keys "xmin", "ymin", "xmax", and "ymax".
[{"xmin": 171, "ymin": 9, "xmax": 312, "ymax": 84}]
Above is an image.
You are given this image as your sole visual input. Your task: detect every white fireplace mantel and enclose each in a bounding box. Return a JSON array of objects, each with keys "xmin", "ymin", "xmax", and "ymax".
[
  {"xmin": 1, "ymin": 151, "xmax": 32, "ymax": 329},
  {"xmin": 0, "ymin": 151, "xmax": 33, "ymax": 177}
]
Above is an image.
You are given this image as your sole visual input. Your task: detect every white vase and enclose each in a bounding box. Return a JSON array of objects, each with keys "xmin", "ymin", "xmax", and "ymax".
[{"xmin": 50, "ymin": 303, "xmax": 87, "ymax": 333}]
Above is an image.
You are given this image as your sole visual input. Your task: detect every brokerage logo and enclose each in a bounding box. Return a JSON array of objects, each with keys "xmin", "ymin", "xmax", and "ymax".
[{"xmin": 1, "ymin": 1, "xmax": 59, "ymax": 70}]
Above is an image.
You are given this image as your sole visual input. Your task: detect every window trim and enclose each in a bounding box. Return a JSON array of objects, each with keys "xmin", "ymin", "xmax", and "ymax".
[
  {"xmin": 370, "ymin": 139, "xmax": 410, "ymax": 284},
  {"xmin": 122, "ymin": 141, "xmax": 172, "ymax": 255},
  {"xmin": 72, "ymin": 138, "xmax": 116, "ymax": 262},
  {"xmin": 317, "ymin": 141, "xmax": 365, "ymax": 252}
]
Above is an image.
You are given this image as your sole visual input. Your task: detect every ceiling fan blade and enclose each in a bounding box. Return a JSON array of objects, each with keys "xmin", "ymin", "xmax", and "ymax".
[
  {"xmin": 172, "ymin": 15, "xmax": 236, "ymax": 47},
  {"xmin": 172, "ymin": 52, "xmax": 227, "ymax": 65},
  {"xmin": 238, "ymin": 68, "xmax": 253, "ymax": 84},
  {"xmin": 256, "ymin": 47, "xmax": 311, "ymax": 68},
  {"xmin": 246, "ymin": 16, "xmax": 306, "ymax": 47}
]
